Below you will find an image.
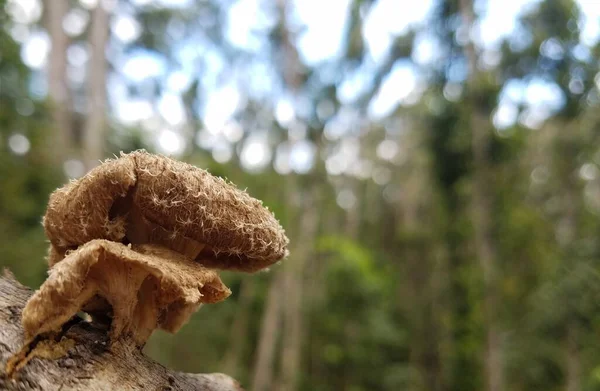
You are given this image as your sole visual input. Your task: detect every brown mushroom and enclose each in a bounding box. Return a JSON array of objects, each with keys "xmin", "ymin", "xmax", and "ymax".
[
  {"xmin": 44, "ymin": 150, "xmax": 288, "ymax": 271},
  {"xmin": 23, "ymin": 240, "xmax": 230, "ymax": 345},
  {"xmin": 23, "ymin": 151, "xmax": 289, "ymax": 346}
]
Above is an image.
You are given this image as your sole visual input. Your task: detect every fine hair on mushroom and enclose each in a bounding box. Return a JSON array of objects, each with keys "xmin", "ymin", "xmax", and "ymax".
[{"xmin": 23, "ymin": 150, "xmax": 289, "ymax": 347}]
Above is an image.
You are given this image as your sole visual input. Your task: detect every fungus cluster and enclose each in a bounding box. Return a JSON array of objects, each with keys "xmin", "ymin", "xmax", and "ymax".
[{"xmin": 22, "ymin": 151, "xmax": 289, "ymax": 347}]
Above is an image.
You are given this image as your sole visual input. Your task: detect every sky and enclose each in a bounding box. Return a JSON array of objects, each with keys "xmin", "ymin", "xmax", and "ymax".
[{"xmin": 6, "ymin": 0, "xmax": 600, "ymax": 175}]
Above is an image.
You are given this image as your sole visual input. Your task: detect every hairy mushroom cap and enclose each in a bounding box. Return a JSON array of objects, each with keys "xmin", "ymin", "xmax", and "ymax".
[
  {"xmin": 44, "ymin": 151, "xmax": 289, "ymax": 272},
  {"xmin": 23, "ymin": 240, "xmax": 231, "ymax": 345}
]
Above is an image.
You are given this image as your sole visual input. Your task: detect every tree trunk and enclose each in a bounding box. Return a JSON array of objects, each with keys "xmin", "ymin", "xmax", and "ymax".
[
  {"xmin": 251, "ymin": 273, "xmax": 283, "ymax": 391},
  {"xmin": 270, "ymin": 0, "xmax": 311, "ymax": 388},
  {"xmin": 278, "ymin": 188, "xmax": 319, "ymax": 391},
  {"xmin": 0, "ymin": 273, "xmax": 241, "ymax": 391},
  {"xmin": 396, "ymin": 173, "xmax": 443, "ymax": 391},
  {"xmin": 561, "ymin": 146, "xmax": 581, "ymax": 391},
  {"xmin": 45, "ymin": 0, "xmax": 72, "ymax": 162},
  {"xmin": 404, "ymin": 248, "xmax": 443, "ymax": 391},
  {"xmin": 83, "ymin": 3, "xmax": 109, "ymax": 169},
  {"xmin": 344, "ymin": 180, "xmax": 361, "ymax": 239},
  {"xmin": 278, "ymin": 264, "xmax": 302, "ymax": 391},
  {"xmin": 458, "ymin": 1, "xmax": 503, "ymax": 390},
  {"xmin": 565, "ymin": 322, "xmax": 580, "ymax": 391},
  {"xmin": 221, "ymin": 278, "xmax": 255, "ymax": 378}
]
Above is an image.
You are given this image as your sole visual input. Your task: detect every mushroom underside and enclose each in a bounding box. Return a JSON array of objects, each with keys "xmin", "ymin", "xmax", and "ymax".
[{"xmin": 23, "ymin": 240, "xmax": 231, "ymax": 345}]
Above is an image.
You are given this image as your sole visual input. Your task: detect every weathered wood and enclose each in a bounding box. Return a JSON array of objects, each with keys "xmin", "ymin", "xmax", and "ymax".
[{"xmin": 0, "ymin": 272, "xmax": 243, "ymax": 391}]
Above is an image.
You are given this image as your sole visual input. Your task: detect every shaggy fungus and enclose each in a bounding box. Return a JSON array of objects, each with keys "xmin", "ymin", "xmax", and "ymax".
[{"xmin": 22, "ymin": 151, "xmax": 288, "ymax": 346}]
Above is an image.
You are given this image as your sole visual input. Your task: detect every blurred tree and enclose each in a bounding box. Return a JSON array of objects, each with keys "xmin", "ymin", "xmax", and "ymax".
[
  {"xmin": 458, "ymin": 0, "xmax": 505, "ymax": 389},
  {"xmin": 44, "ymin": 0, "xmax": 72, "ymax": 162},
  {"xmin": 82, "ymin": 3, "xmax": 110, "ymax": 169},
  {"xmin": 0, "ymin": 0, "xmax": 62, "ymax": 286}
]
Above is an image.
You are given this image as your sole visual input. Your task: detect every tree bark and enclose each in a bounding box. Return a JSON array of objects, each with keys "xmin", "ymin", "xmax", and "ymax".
[
  {"xmin": 458, "ymin": 1, "xmax": 503, "ymax": 390},
  {"xmin": 251, "ymin": 273, "xmax": 283, "ymax": 391},
  {"xmin": 0, "ymin": 273, "xmax": 242, "ymax": 391},
  {"xmin": 45, "ymin": 0, "xmax": 72, "ymax": 162},
  {"xmin": 83, "ymin": 3, "xmax": 110, "ymax": 169}
]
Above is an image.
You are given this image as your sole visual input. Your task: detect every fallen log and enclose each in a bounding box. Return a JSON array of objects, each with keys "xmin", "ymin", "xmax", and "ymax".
[{"xmin": 0, "ymin": 272, "xmax": 242, "ymax": 391}]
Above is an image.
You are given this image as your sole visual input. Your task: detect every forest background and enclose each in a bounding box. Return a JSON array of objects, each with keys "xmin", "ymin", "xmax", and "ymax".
[{"xmin": 2, "ymin": 0, "xmax": 600, "ymax": 390}]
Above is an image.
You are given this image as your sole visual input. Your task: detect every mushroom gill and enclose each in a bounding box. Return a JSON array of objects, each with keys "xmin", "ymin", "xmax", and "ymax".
[{"xmin": 23, "ymin": 240, "xmax": 230, "ymax": 345}]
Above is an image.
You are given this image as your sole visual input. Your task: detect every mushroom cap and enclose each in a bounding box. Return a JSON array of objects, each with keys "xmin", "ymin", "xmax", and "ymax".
[
  {"xmin": 22, "ymin": 240, "xmax": 231, "ymax": 340},
  {"xmin": 44, "ymin": 151, "xmax": 289, "ymax": 272}
]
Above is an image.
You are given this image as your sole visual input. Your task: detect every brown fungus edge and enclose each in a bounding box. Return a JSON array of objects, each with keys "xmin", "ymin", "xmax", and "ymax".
[
  {"xmin": 44, "ymin": 151, "xmax": 289, "ymax": 272},
  {"xmin": 22, "ymin": 240, "xmax": 231, "ymax": 346}
]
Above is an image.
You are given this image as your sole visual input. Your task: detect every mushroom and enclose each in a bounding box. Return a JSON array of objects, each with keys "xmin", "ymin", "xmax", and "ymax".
[{"xmin": 23, "ymin": 151, "xmax": 289, "ymax": 346}]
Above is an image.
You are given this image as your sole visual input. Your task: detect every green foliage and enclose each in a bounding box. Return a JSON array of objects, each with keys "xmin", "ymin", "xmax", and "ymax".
[{"xmin": 308, "ymin": 236, "xmax": 403, "ymax": 391}]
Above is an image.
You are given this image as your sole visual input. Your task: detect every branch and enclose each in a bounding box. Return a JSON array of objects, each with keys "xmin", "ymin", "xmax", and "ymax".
[{"xmin": 0, "ymin": 272, "xmax": 243, "ymax": 391}]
